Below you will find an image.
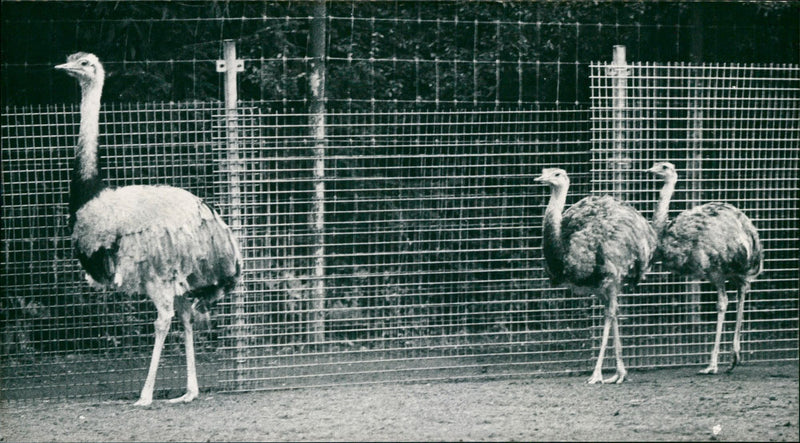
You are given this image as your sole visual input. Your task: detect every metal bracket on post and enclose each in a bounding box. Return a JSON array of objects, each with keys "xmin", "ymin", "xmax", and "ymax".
[
  {"xmin": 216, "ymin": 59, "xmax": 245, "ymax": 73},
  {"xmin": 219, "ymin": 39, "xmax": 246, "ymax": 391}
]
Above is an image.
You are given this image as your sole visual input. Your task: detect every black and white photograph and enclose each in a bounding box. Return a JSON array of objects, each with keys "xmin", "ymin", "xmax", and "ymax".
[{"xmin": 1, "ymin": 0, "xmax": 798, "ymax": 441}]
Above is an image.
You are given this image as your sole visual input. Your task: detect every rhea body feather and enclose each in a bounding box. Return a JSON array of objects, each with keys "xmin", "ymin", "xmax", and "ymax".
[
  {"xmin": 73, "ymin": 185, "xmax": 241, "ymax": 299},
  {"xmin": 544, "ymin": 194, "xmax": 656, "ymax": 298},
  {"xmin": 658, "ymin": 202, "xmax": 763, "ymax": 285}
]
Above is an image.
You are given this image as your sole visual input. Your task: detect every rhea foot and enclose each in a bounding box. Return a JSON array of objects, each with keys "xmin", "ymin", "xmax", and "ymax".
[
  {"xmin": 726, "ymin": 353, "xmax": 740, "ymax": 373},
  {"xmin": 167, "ymin": 391, "xmax": 198, "ymax": 404},
  {"xmin": 133, "ymin": 397, "xmax": 153, "ymax": 407},
  {"xmin": 587, "ymin": 371, "xmax": 604, "ymax": 384},
  {"xmin": 604, "ymin": 370, "xmax": 626, "ymax": 384},
  {"xmin": 698, "ymin": 364, "xmax": 718, "ymax": 375}
]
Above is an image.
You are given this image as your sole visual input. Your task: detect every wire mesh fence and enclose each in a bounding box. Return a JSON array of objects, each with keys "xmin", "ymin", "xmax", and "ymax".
[
  {"xmin": 590, "ymin": 60, "xmax": 799, "ymax": 369},
  {"xmin": 216, "ymin": 105, "xmax": 594, "ymax": 392},
  {"xmin": 2, "ymin": 59, "xmax": 797, "ymax": 401}
]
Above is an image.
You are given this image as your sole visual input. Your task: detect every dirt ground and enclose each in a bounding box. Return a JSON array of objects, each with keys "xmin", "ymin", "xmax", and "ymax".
[{"xmin": 1, "ymin": 362, "xmax": 797, "ymax": 442}]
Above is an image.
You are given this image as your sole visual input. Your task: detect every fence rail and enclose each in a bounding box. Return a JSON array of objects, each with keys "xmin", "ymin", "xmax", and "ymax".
[{"xmin": 2, "ymin": 58, "xmax": 798, "ymax": 401}]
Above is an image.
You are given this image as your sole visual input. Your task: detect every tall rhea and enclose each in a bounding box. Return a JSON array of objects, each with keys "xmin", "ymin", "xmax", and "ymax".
[
  {"xmin": 648, "ymin": 162, "xmax": 762, "ymax": 373},
  {"xmin": 56, "ymin": 52, "xmax": 242, "ymax": 406},
  {"xmin": 537, "ymin": 168, "xmax": 656, "ymax": 384}
]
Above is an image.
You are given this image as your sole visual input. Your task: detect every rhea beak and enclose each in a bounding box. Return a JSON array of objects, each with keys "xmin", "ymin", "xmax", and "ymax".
[{"xmin": 55, "ymin": 62, "xmax": 79, "ymax": 74}]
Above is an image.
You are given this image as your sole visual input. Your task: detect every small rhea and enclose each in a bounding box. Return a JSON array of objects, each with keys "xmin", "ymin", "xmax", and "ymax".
[
  {"xmin": 648, "ymin": 161, "xmax": 762, "ymax": 374},
  {"xmin": 56, "ymin": 52, "xmax": 242, "ymax": 406},
  {"xmin": 536, "ymin": 168, "xmax": 656, "ymax": 384}
]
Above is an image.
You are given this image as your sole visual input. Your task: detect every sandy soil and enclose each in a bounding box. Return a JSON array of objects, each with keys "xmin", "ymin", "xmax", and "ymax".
[{"xmin": 1, "ymin": 362, "xmax": 797, "ymax": 442}]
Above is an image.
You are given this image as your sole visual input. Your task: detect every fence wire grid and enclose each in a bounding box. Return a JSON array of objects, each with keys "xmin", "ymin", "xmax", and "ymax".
[
  {"xmin": 2, "ymin": 58, "xmax": 798, "ymax": 401},
  {"xmin": 590, "ymin": 61, "xmax": 799, "ymax": 370},
  {"xmin": 216, "ymin": 105, "xmax": 593, "ymax": 392}
]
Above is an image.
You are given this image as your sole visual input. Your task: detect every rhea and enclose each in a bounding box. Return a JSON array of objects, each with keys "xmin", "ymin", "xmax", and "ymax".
[
  {"xmin": 536, "ymin": 168, "xmax": 656, "ymax": 384},
  {"xmin": 56, "ymin": 52, "xmax": 242, "ymax": 406},
  {"xmin": 648, "ymin": 161, "xmax": 762, "ymax": 374}
]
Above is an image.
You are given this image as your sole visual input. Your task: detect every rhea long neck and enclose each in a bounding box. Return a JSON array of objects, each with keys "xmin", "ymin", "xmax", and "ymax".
[
  {"xmin": 76, "ymin": 77, "xmax": 103, "ymax": 180},
  {"xmin": 652, "ymin": 176, "xmax": 676, "ymax": 234},
  {"xmin": 542, "ymin": 183, "xmax": 568, "ymax": 256},
  {"xmin": 70, "ymin": 76, "xmax": 106, "ymax": 219}
]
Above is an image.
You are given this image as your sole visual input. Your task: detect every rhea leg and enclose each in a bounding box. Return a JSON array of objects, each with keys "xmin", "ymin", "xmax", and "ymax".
[
  {"xmin": 728, "ymin": 282, "xmax": 749, "ymax": 372},
  {"xmin": 588, "ymin": 302, "xmax": 613, "ymax": 384},
  {"xmin": 169, "ymin": 296, "xmax": 199, "ymax": 403},
  {"xmin": 604, "ymin": 296, "xmax": 627, "ymax": 384},
  {"xmin": 135, "ymin": 298, "xmax": 174, "ymax": 406},
  {"xmin": 700, "ymin": 283, "xmax": 728, "ymax": 375}
]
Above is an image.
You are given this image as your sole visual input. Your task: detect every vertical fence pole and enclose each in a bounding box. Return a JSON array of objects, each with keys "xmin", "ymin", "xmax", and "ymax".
[
  {"xmin": 593, "ymin": 45, "xmax": 631, "ymax": 366},
  {"xmin": 217, "ymin": 39, "xmax": 245, "ymax": 388},
  {"xmin": 611, "ymin": 45, "xmax": 629, "ymax": 198},
  {"xmin": 687, "ymin": 7, "xmax": 705, "ymax": 334},
  {"xmin": 309, "ymin": 0, "xmax": 327, "ymax": 345}
]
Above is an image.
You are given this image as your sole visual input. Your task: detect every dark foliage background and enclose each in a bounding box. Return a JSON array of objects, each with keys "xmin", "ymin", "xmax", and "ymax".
[{"xmin": 1, "ymin": 1, "xmax": 797, "ymax": 106}]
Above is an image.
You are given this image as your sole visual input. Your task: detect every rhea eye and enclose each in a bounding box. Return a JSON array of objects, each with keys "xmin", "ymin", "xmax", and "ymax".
[{"xmin": 81, "ymin": 60, "xmax": 89, "ymax": 66}]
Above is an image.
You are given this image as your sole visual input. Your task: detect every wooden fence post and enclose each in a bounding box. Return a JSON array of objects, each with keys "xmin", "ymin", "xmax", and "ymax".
[
  {"xmin": 309, "ymin": 0, "xmax": 327, "ymax": 345},
  {"xmin": 217, "ymin": 39, "xmax": 246, "ymax": 388}
]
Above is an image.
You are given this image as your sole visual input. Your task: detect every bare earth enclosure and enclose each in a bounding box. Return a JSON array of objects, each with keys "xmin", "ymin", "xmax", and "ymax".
[{"xmin": 2, "ymin": 361, "xmax": 797, "ymax": 442}]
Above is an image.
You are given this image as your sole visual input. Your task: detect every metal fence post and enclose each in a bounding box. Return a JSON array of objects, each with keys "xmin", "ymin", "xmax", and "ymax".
[
  {"xmin": 611, "ymin": 45, "xmax": 629, "ymax": 198},
  {"xmin": 217, "ymin": 39, "xmax": 245, "ymax": 388},
  {"xmin": 309, "ymin": 0, "xmax": 327, "ymax": 345}
]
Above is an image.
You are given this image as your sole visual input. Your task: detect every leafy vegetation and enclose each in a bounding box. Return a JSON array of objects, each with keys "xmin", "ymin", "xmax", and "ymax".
[{"xmin": 1, "ymin": 1, "xmax": 797, "ymax": 106}]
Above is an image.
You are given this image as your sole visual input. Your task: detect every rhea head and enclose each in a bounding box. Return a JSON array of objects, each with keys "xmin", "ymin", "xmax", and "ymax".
[
  {"xmin": 647, "ymin": 161, "xmax": 677, "ymax": 183},
  {"xmin": 535, "ymin": 168, "xmax": 570, "ymax": 191},
  {"xmin": 55, "ymin": 52, "xmax": 105, "ymax": 88}
]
